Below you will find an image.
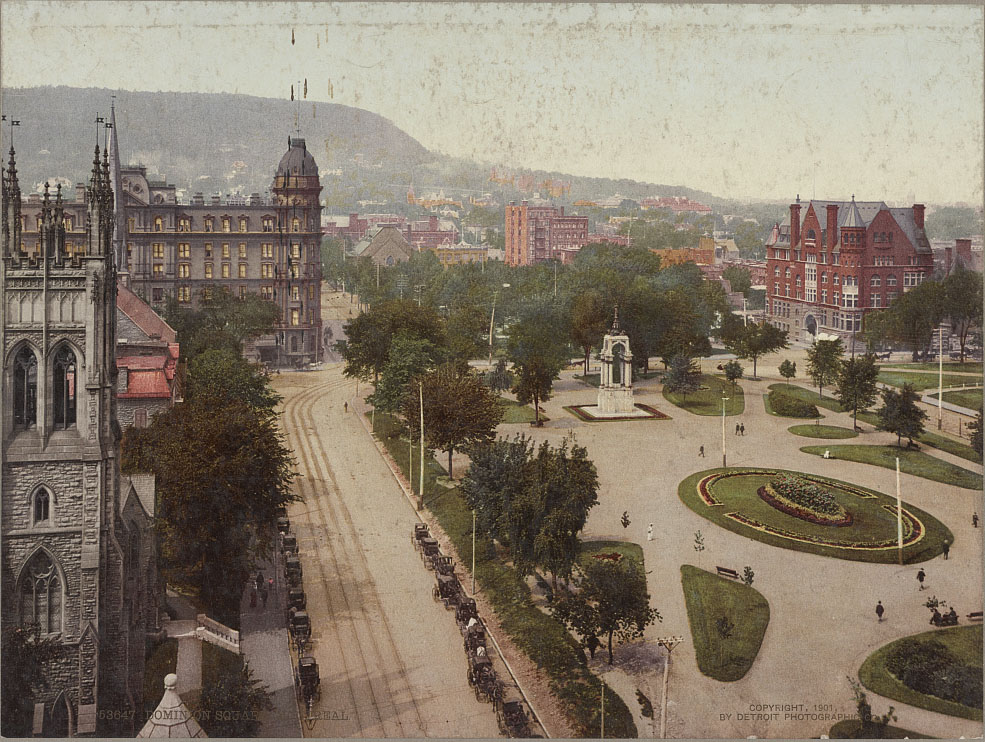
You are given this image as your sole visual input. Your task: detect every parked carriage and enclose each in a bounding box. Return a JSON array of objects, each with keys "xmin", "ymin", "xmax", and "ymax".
[
  {"xmin": 285, "ymin": 555, "xmax": 303, "ymax": 586},
  {"xmin": 288, "ymin": 587, "xmax": 306, "ymax": 611},
  {"xmin": 467, "ymin": 652, "xmax": 501, "ymax": 705},
  {"xmin": 277, "ymin": 516, "xmax": 290, "ymax": 534},
  {"xmin": 432, "ymin": 573, "xmax": 462, "ymax": 609},
  {"xmin": 464, "ymin": 623, "xmax": 487, "ymax": 655},
  {"xmin": 289, "ymin": 609, "xmax": 311, "ymax": 651},
  {"xmin": 412, "ymin": 523, "xmax": 430, "ymax": 550},
  {"xmin": 275, "ymin": 505, "xmax": 288, "ymax": 519},
  {"xmin": 295, "ymin": 655, "xmax": 320, "ymax": 713},
  {"xmin": 456, "ymin": 598, "xmax": 479, "ymax": 633},
  {"xmin": 430, "ymin": 554, "xmax": 454, "ymax": 576},
  {"xmin": 281, "ymin": 533, "xmax": 298, "ymax": 555},
  {"xmin": 497, "ymin": 700, "xmax": 531, "ymax": 738}
]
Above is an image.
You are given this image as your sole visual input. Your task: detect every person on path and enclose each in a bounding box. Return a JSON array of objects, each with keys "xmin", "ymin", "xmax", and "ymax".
[
  {"xmin": 699, "ymin": 445, "xmax": 705, "ymax": 457},
  {"xmin": 875, "ymin": 601, "xmax": 884, "ymax": 622},
  {"xmin": 930, "ymin": 608, "xmax": 942, "ymax": 626},
  {"xmin": 255, "ymin": 572, "xmax": 264, "ymax": 591},
  {"xmin": 974, "ymin": 512, "xmax": 979, "ymax": 528},
  {"xmin": 917, "ymin": 568, "xmax": 926, "ymax": 589},
  {"xmin": 647, "ymin": 523, "xmax": 654, "ymax": 542},
  {"xmin": 260, "ymin": 585, "xmax": 269, "ymax": 608},
  {"xmin": 344, "ymin": 401, "xmax": 348, "ymax": 413},
  {"xmin": 942, "ymin": 540, "xmax": 950, "ymax": 560},
  {"xmin": 740, "ymin": 423, "xmax": 745, "ymax": 436},
  {"xmin": 586, "ymin": 634, "xmax": 601, "ymax": 660},
  {"xmin": 823, "ymin": 449, "xmax": 831, "ymax": 459},
  {"xmin": 735, "ymin": 422, "xmax": 740, "ymax": 435}
]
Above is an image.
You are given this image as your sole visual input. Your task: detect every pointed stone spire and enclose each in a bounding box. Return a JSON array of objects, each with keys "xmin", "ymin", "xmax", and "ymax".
[
  {"xmin": 611, "ymin": 304, "xmax": 621, "ymax": 332},
  {"xmin": 108, "ymin": 101, "xmax": 127, "ymax": 273},
  {"xmin": 137, "ymin": 674, "xmax": 207, "ymax": 738}
]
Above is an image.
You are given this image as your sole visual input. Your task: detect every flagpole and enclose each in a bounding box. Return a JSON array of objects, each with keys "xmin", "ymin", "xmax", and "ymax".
[
  {"xmin": 419, "ymin": 382, "xmax": 425, "ymax": 510},
  {"xmin": 938, "ymin": 326, "xmax": 944, "ymax": 430},
  {"xmin": 896, "ymin": 457, "xmax": 903, "ymax": 565}
]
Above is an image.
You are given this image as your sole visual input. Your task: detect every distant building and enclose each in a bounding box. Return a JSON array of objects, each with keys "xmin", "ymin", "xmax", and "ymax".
[
  {"xmin": 403, "ymin": 215, "xmax": 458, "ymax": 250},
  {"xmin": 641, "ymin": 196, "xmax": 712, "ymax": 214},
  {"xmin": 932, "ymin": 237, "xmax": 982, "ymax": 274},
  {"xmin": 432, "ymin": 242, "xmax": 488, "ymax": 268},
  {"xmin": 650, "ymin": 247, "xmax": 715, "ymax": 266},
  {"xmin": 505, "ymin": 201, "xmax": 589, "ymax": 266},
  {"xmin": 765, "ymin": 196, "xmax": 934, "ymax": 344},
  {"xmin": 322, "ymin": 212, "xmax": 369, "ymax": 241},
  {"xmin": 352, "ymin": 225, "xmax": 413, "ymax": 266}
]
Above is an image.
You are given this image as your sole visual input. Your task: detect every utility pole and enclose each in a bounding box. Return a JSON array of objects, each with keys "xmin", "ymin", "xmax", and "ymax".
[
  {"xmin": 721, "ymin": 391, "xmax": 730, "ymax": 468},
  {"xmin": 938, "ymin": 325, "xmax": 944, "ymax": 430},
  {"xmin": 896, "ymin": 457, "xmax": 903, "ymax": 565},
  {"xmin": 419, "ymin": 382, "xmax": 425, "ymax": 511},
  {"xmin": 656, "ymin": 636, "xmax": 684, "ymax": 739},
  {"xmin": 471, "ymin": 511, "xmax": 477, "ymax": 596}
]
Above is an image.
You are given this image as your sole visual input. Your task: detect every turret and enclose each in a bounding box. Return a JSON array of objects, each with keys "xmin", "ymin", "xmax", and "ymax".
[
  {"xmin": 2, "ymin": 145, "xmax": 23, "ymax": 256},
  {"xmin": 840, "ymin": 195, "xmax": 865, "ymax": 250},
  {"xmin": 85, "ymin": 144, "xmax": 114, "ymax": 258}
]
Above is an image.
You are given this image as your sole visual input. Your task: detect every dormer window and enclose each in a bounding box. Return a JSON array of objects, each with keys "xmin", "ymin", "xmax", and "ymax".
[
  {"xmin": 221, "ymin": 217, "xmax": 231, "ymax": 233},
  {"xmin": 205, "ymin": 217, "xmax": 214, "ymax": 232}
]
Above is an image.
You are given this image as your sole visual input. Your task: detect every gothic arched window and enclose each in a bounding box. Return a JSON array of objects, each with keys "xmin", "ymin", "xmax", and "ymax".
[
  {"xmin": 33, "ymin": 489, "xmax": 51, "ymax": 525},
  {"xmin": 13, "ymin": 347, "xmax": 38, "ymax": 429},
  {"xmin": 18, "ymin": 551, "xmax": 62, "ymax": 634},
  {"xmin": 52, "ymin": 347, "xmax": 77, "ymax": 429}
]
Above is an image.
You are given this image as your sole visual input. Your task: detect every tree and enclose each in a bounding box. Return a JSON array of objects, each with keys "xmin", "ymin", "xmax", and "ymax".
[
  {"xmin": 836, "ymin": 354, "xmax": 880, "ymax": 429},
  {"xmin": 1, "ymin": 626, "xmax": 60, "ymax": 737},
  {"xmin": 186, "ymin": 348, "xmax": 281, "ymax": 414},
  {"xmin": 663, "ymin": 354, "xmax": 702, "ymax": 403},
  {"xmin": 876, "ymin": 383, "xmax": 927, "ymax": 447},
  {"xmin": 805, "ymin": 337, "xmax": 845, "ymax": 398},
  {"xmin": 507, "ymin": 305, "xmax": 570, "ymax": 426},
  {"xmin": 485, "ymin": 358, "xmax": 514, "ymax": 395},
  {"xmin": 336, "ymin": 299, "xmax": 445, "ymax": 381},
  {"xmin": 553, "ymin": 557, "xmax": 661, "ymax": 664},
  {"xmin": 848, "ymin": 677, "xmax": 896, "ymax": 737},
  {"xmin": 569, "ymin": 291, "xmax": 609, "ymax": 376},
  {"xmin": 722, "ymin": 319, "xmax": 789, "ymax": 379},
  {"xmin": 778, "ymin": 359, "xmax": 797, "ymax": 386},
  {"xmin": 199, "ymin": 660, "xmax": 272, "ymax": 738},
  {"xmin": 445, "ymin": 301, "xmax": 490, "ymax": 364},
  {"xmin": 722, "ymin": 265, "xmax": 752, "ymax": 296},
  {"xmin": 723, "ymin": 360, "xmax": 744, "ymax": 393},
  {"xmin": 368, "ymin": 333, "xmax": 438, "ymax": 414},
  {"xmin": 884, "ymin": 280, "xmax": 945, "ymax": 361},
  {"xmin": 402, "ymin": 363, "xmax": 503, "ymax": 478},
  {"xmin": 969, "ymin": 408, "xmax": 983, "ymax": 457},
  {"xmin": 164, "ymin": 286, "xmax": 280, "ymax": 360},
  {"xmin": 943, "ymin": 268, "xmax": 983, "ymax": 363}
]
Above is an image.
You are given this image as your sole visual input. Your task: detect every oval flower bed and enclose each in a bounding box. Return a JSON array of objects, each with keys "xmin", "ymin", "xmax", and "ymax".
[{"xmin": 758, "ymin": 474, "xmax": 853, "ymax": 527}]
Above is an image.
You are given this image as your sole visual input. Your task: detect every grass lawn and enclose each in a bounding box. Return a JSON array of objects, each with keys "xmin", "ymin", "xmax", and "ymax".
[
  {"xmin": 915, "ymin": 430, "xmax": 982, "ymax": 464},
  {"xmin": 877, "ymin": 370, "xmax": 983, "ymax": 392},
  {"xmin": 680, "ymin": 565, "xmax": 770, "ymax": 682},
  {"xmin": 800, "ymin": 445, "xmax": 983, "ymax": 490},
  {"xmin": 663, "ymin": 374, "xmax": 745, "ymax": 416},
  {"xmin": 927, "ymin": 388, "xmax": 983, "ymax": 411},
  {"xmin": 142, "ymin": 638, "xmax": 178, "ymax": 718},
  {"xmin": 499, "ymin": 398, "xmax": 538, "ymax": 424},
  {"xmin": 788, "ymin": 424, "xmax": 858, "ymax": 439},
  {"xmin": 373, "ymin": 413, "xmax": 636, "ymax": 738},
  {"xmin": 858, "ymin": 626, "xmax": 982, "ymax": 722},
  {"xmin": 894, "ymin": 362, "xmax": 983, "ymax": 374},
  {"xmin": 579, "ymin": 540, "xmax": 644, "ymax": 571},
  {"xmin": 678, "ymin": 468, "xmax": 951, "ymax": 564},
  {"xmin": 768, "ymin": 383, "xmax": 844, "ymax": 414},
  {"xmin": 829, "ymin": 720, "xmax": 934, "ymax": 738}
]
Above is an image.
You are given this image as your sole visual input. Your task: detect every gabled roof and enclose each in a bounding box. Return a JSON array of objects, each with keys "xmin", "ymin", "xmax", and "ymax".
[
  {"xmin": 780, "ymin": 199, "xmax": 931, "ymax": 253},
  {"xmin": 118, "ymin": 283, "xmax": 177, "ymax": 343},
  {"xmin": 121, "ymin": 473, "xmax": 156, "ymax": 518},
  {"xmin": 354, "ymin": 225, "xmax": 413, "ymax": 260},
  {"xmin": 842, "ymin": 199, "xmax": 864, "ymax": 228}
]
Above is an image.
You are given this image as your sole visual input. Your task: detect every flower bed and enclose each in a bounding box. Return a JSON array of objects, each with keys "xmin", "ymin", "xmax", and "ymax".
[
  {"xmin": 758, "ymin": 474, "xmax": 853, "ymax": 526},
  {"xmin": 725, "ymin": 510, "xmax": 921, "ymax": 550}
]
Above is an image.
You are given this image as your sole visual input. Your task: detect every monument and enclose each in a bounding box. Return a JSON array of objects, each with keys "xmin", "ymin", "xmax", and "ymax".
[{"xmin": 597, "ymin": 306, "xmax": 636, "ymax": 414}]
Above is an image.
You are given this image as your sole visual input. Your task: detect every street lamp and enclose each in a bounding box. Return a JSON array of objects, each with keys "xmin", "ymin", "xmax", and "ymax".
[
  {"xmin": 488, "ymin": 283, "xmax": 511, "ymax": 368},
  {"xmin": 721, "ymin": 390, "xmax": 731, "ymax": 469},
  {"xmin": 655, "ymin": 635, "xmax": 685, "ymax": 739}
]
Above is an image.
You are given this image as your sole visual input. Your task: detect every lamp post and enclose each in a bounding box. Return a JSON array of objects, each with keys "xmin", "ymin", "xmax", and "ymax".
[
  {"xmin": 938, "ymin": 326, "xmax": 944, "ymax": 430},
  {"xmin": 721, "ymin": 390, "xmax": 731, "ymax": 469},
  {"xmin": 488, "ymin": 283, "xmax": 511, "ymax": 368},
  {"xmin": 656, "ymin": 635, "xmax": 684, "ymax": 739}
]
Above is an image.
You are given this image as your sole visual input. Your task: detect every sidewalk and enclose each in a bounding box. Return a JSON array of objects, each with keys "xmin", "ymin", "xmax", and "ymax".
[
  {"xmin": 240, "ymin": 547, "xmax": 302, "ymax": 738},
  {"xmin": 164, "ymin": 590, "xmax": 202, "ymax": 697}
]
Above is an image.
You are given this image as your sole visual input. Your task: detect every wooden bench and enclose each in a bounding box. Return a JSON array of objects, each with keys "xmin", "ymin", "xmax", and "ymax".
[
  {"xmin": 716, "ymin": 566, "xmax": 740, "ymax": 580},
  {"xmin": 967, "ymin": 611, "xmax": 983, "ymax": 622}
]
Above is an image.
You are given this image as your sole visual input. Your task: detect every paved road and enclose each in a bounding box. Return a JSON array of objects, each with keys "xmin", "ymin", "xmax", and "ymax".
[{"xmin": 273, "ymin": 367, "xmax": 501, "ymax": 738}]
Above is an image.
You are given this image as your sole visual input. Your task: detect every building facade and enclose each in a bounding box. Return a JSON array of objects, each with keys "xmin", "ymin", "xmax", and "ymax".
[
  {"xmin": 18, "ymin": 110, "xmax": 323, "ymax": 367},
  {"xmin": 2, "ymin": 141, "xmax": 157, "ymax": 737},
  {"xmin": 504, "ymin": 201, "xmax": 589, "ymax": 266},
  {"xmin": 765, "ymin": 197, "xmax": 934, "ymax": 344}
]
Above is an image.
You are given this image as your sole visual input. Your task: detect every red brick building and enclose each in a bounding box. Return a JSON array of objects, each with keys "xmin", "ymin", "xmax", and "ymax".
[
  {"xmin": 322, "ymin": 212, "xmax": 369, "ymax": 241},
  {"xmin": 766, "ymin": 197, "xmax": 934, "ymax": 344},
  {"xmin": 505, "ymin": 201, "xmax": 589, "ymax": 266},
  {"xmin": 404, "ymin": 215, "xmax": 458, "ymax": 250}
]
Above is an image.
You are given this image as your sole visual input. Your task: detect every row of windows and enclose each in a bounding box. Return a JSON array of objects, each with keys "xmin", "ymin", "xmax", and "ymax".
[
  {"xmin": 167, "ymin": 284, "xmax": 316, "ymax": 305},
  {"xmin": 154, "ymin": 215, "xmax": 296, "ymax": 233},
  {"xmin": 773, "ymin": 267, "xmax": 903, "ymax": 288},
  {"xmin": 152, "ymin": 263, "xmax": 303, "ymax": 280},
  {"xmin": 152, "ymin": 243, "xmax": 293, "ymax": 259},
  {"xmin": 12, "ymin": 346, "xmax": 76, "ymax": 430}
]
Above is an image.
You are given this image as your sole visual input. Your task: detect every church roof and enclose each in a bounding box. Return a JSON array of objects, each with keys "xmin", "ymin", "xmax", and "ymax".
[
  {"xmin": 122, "ymin": 473, "xmax": 156, "ymax": 518},
  {"xmin": 118, "ymin": 282, "xmax": 177, "ymax": 343},
  {"xmin": 137, "ymin": 674, "xmax": 206, "ymax": 738},
  {"xmin": 276, "ymin": 137, "xmax": 318, "ymax": 178},
  {"xmin": 353, "ymin": 225, "xmax": 413, "ymax": 260}
]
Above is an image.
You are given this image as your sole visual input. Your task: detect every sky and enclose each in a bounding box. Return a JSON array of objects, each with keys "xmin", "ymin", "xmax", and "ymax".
[{"xmin": 1, "ymin": 1, "xmax": 983, "ymax": 204}]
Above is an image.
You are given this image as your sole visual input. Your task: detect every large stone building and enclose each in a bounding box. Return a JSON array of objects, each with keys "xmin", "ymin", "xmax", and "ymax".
[
  {"xmin": 504, "ymin": 201, "xmax": 589, "ymax": 266},
  {"xmin": 2, "ymin": 138, "xmax": 157, "ymax": 736},
  {"xmin": 18, "ymin": 107, "xmax": 324, "ymax": 367},
  {"xmin": 765, "ymin": 196, "xmax": 934, "ymax": 344}
]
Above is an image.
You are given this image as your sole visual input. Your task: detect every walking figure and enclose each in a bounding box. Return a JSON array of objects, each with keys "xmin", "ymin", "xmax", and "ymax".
[
  {"xmin": 942, "ymin": 541, "xmax": 950, "ymax": 560},
  {"xmin": 917, "ymin": 568, "xmax": 926, "ymax": 590},
  {"xmin": 699, "ymin": 445, "xmax": 705, "ymax": 457},
  {"xmin": 260, "ymin": 586, "xmax": 269, "ymax": 608},
  {"xmin": 344, "ymin": 401, "xmax": 349, "ymax": 413},
  {"xmin": 586, "ymin": 634, "xmax": 601, "ymax": 660},
  {"xmin": 647, "ymin": 523, "xmax": 654, "ymax": 542},
  {"xmin": 255, "ymin": 572, "xmax": 264, "ymax": 591},
  {"xmin": 740, "ymin": 423, "xmax": 745, "ymax": 436},
  {"xmin": 974, "ymin": 512, "xmax": 979, "ymax": 528},
  {"xmin": 735, "ymin": 422, "xmax": 740, "ymax": 435},
  {"xmin": 875, "ymin": 601, "xmax": 884, "ymax": 622}
]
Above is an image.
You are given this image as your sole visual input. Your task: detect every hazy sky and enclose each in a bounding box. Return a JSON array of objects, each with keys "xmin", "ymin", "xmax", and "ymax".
[{"xmin": 2, "ymin": 2, "xmax": 983, "ymax": 204}]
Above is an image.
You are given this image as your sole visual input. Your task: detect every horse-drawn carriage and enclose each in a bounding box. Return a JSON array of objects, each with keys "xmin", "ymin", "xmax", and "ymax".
[
  {"xmin": 431, "ymin": 554, "xmax": 454, "ymax": 575},
  {"xmin": 289, "ymin": 609, "xmax": 311, "ymax": 651},
  {"xmin": 463, "ymin": 622, "xmax": 487, "ymax": 655},
  {"xmin": 295, "ymin": 655, "xmax": 320, "ymax": 713},
  {"xmin": 285, "ymin": 555, "xmax": 303, "ymax": 587},
  {"xmin": 288, "ymin": 587, "xmax": 306, "ymax": 611},
  {"xmin": 456, "ymin": 598, "xmax": 479, "ymax": 634},
  {"xmin": 277, "ymin": 516, "xmax": 290, "ymax": 534},
  {"xmin": 412, "ymin": 523, "xmax": 430, "ymax": 550},
  {"xmin": 467, "ymin": 651, "xmax": 501, "ymax": 705},
  {"xmin": 432, "ymin": 573, "xmax": 462, "ymax": 609},
  {"xmin": 281, "ymin": 533, "xmax": 298, "ymax": 555},
  {"xmin": 497, "ymin": 700, "xmax": 531, "ymax": 738},
  {"xmin": 419, "ymin": 538, "xmax": 440, "ymax": 567}
]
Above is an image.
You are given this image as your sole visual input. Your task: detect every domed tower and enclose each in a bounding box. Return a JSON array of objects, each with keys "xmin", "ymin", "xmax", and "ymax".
[{"xmin": 271, "ymin": 137, "xmax": 323, "ymax": 366}]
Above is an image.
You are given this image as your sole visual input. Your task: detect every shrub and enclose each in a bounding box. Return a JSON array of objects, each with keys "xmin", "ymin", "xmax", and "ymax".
[
  {"xmin": 770, "ymin": 474, "xmax": 841, "ymax": 515},
  {"xmin": 768, "ymin": 390, "xmax": 820, "ymax": 418},
  {"xmin": 884, "ymin": 638, "xmax": 982, "ymax": 709}
]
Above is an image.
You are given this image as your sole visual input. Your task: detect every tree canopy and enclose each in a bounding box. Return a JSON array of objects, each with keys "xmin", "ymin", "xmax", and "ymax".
[
  {"xmin": 507, "ymin": 303, "xmax": 571, "ymax": 425},
  {"xmin": 721, "ymin": 318, "xmax": 789, "ymax": 378},
  {"xmin": 336, "ymin": 299, "xmax": 445, "ymax": 381},
  {"xmin": 876, "ymin": 383, "xmax": 927, "ymax": 447},
  {"xmin": 806, "ymin": 337, "xmax": 845, "ymax": 398},
  {"xmin": 836, "ymin": 353, "xmax": 880, "ymax": 427}
]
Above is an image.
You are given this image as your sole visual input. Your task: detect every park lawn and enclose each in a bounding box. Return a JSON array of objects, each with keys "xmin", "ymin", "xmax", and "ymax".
[
  {"xmin": 579, "ymin": 540, "xmax": 644, "ymax": 571},
  {"xmin": 895, "ymin": 362, "xmax": 983, "ymax": 374},
  {"xmin": 788, "ymin": 424, "xmax": 858, "ymax": 439},
  {"xmin": 499, "ymin": 398, "xmax": 538, "ymax": 424},
  {"xmin": 858, "ymin": 625, "xmax": 982, "ymax": 722},
  {"xmin": 768, "ymin": 383, "xmax": 844, "ymax": 413},
  {"xmin": 877, "ymin": 370, "xmax": 982, "ymax": 392},
  {"xmin": 142, "ymin": 638, "xmax": 178, "ymax": 718},
  {"xmin": 680, "ymin": 565, "xmax": 770, "ymax": 682},
  {"xmin": 915, "ymin": 430, "xmax": 982, "ymax": 464},
  {"xmin": 678, "ymin": 468, "xmax": 951, "ymax": 564},
  {"xmin": 927, "ymin": 388, "xmax": 983, "ymax": 411},
  {"xmin": 800, "ymin": 445, "xmax": 983, "ymax": 490},
  {"xmin": 373, "ymin": 413, "xmax": 636, "ymax": 738},
  {"xmin": 663, "ymin": 374, "xmax": 744, "ymax": 416},
  {"xmin": 829, "ymin": 720, "xmax": 934, "ymax": 738}
]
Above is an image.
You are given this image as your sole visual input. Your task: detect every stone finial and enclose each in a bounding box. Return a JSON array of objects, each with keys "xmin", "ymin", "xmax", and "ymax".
[
  {"xmin": 164, "ymin": 673, "xmax": 177, "ymax": 690},
  {"xmin": 611, "ymin": 304, "xmax": 620, "ymax": 333}
]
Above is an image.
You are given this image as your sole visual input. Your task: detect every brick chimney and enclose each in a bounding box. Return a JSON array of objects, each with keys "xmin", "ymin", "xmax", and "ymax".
[
  {"xmin": 956, "ymin": 238, "xmax": 972, "ymax": 265},
  {"xmin": 944, "ymin": 246, "xmax": 953, "ymax": 275},
  {"xmin": 826, "ymin": 204, "xmax": 839, "ymax": 249},
  {"xmin": 559, "ymin": 206, "xmax": 565, "ymax": 216},
  {"xmin": 790, "ymin": 200, "xmax": 802, "ymax": 247},
  {"xmin": 912, "ymin": 204, "xmax": 925, "ymax": 229}
]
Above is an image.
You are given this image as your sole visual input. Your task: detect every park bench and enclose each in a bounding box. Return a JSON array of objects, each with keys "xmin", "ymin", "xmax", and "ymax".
[
  {"xmin": 716, "ymin": 566, "xmax": 740, "ymax": 580},
  {"xmin": 967, "ymin": 611, "xmax": 983, "ymax": 622}
]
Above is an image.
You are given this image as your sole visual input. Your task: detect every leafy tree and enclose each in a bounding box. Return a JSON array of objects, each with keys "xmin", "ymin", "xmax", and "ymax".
[
  {"xmin": 553, "ymin": 557, "xmax": 661, "ymax": 664},
  {"xmin": 1, "ymin": 626, "xmax": 60, "ymax": 737},
  {"xmin": 722, "ymin": 265, "xmax": 752, "ymax": 296},
  {"xmin": 445, "ymin": 301, "xmax": 490, "ymax": 364},
  {"xmin": 721, "ymin": 319, "xmax": 789, "ymax": 379},
  {"xmin": 741, "ymin": 567, "xmax": 755, "ymax": 586},
  {"xmin": 836, "ymin": 354, "xmax": 880, "ymax": 428},
  {"xmin": 163, "ymin": 286, "xmax": 280, "ymax": 360},
  {"xmin": 336, "ymin": 299, "xmax": 445, "ymax": 381},
  {"xmin": 368, "ymin": 333, "xmax": 438, "ymax": 414},
  {"xmin": 402, "ymin": 363, "xmax": 503, "ymax": 477},
  {"xmin": 778, "ymin": 359, "xmax": 797, "ymax": 386},
  {"xmin": 507, "ymin": 304, "xmax": 570, "ymax": 426},
  {"xmin": 199, "ymin": 660, "xmax": 272, "ymax": 738},
  {"xmin": 723, "ymin": 360, "xmax": 744, "ymax": 393},
  {"xmin": 885, "ymin": 280, "xmax": 946, "ymax": 361},
  {"xmin": 848, "ymin": 677, "xmax": 896, "ymax": 737},
  {"xmin": 861, "ymin": 309, "xmax": 895, "ymax": 353},
  {"xmin": 924, "ymin": 206, "xmax": 984, "ymax": 240},
  {"xmin": 876, "ymin": 383, "xmax": 927, "ymax": 447},
  {"xmin": 485, "ymin": 358, "xmax": 514, "ymax": 395},
  {"xmin": 733, "ymin": 220, "xmax": 767, "ymax": 259},
  {"xmin": 969, "ymin": 408, "xmax": 983, "ymax": 457},
  {"xmin": 805, "ymin": 337, "xmax": 845, "ymax": 398},
  {"xmin": 569, "ymin": 291, "xmax": 609, "ymax": 376},
  {"xmin": 663, "ymin": 354, "xmax": 702, "ymax": 403},
  {"xmin": 186, "ymin": 348, "xmax": 281, "ymax": 414},
  {"xmin": 943, "ymin": 268, "xmax": 983, "ymax": 363}
]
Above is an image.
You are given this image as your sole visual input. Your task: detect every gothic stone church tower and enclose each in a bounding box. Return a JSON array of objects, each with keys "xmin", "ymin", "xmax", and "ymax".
[{"xmin": 1, "ymin": 141, "xmax": 156, "ymax": 736}]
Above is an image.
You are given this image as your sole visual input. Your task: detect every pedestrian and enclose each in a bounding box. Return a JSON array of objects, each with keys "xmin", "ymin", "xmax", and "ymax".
[
  {"xmin": 344, "ymin": 401, "xmax": 349, "ymax": 413},
  {"xmin": 255, "ymin": 571, "xmax": 264, "ymax": 591},
  {"xmin": 823, "ymin": 449, "xmax": 830, "ymax": 459},
  {"xmin": 942, "ymin": 541, "xmax": 950, "ymax": 560},
  {"xmin": 974, "ymin": 512, "xmax": 979, "ymax": 528},
  {"xmin": 735, "ymin": 422, "xmax": 740, "ymax": 435},
  {"xmin": 268, "ymin": 577, "xmax": 274, "ymax": 591},
  {"xmin": 586, "ymin": 634, "xmax": 601, "ymax": 660},
  {"xmin": 261, "ymin": 586, "xmax": 269, "ymax": 608},
  {"xmin": 647, "ymin": 523, "xmax": 654, "ymax": 542},
  {"xmin": 875, "ymin": 601, "xmax": 884, "ymax": 622},
  {"xmin": 917, "ymin": 568, "xmax": 926, "ymax": 590},
  {"xmin": 740, "ymin": 423, "xmax": 745, "ymax": 436},
  {"xmin": 699, "ymin": 445, "xmax": 705, "ymax": 457}
]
